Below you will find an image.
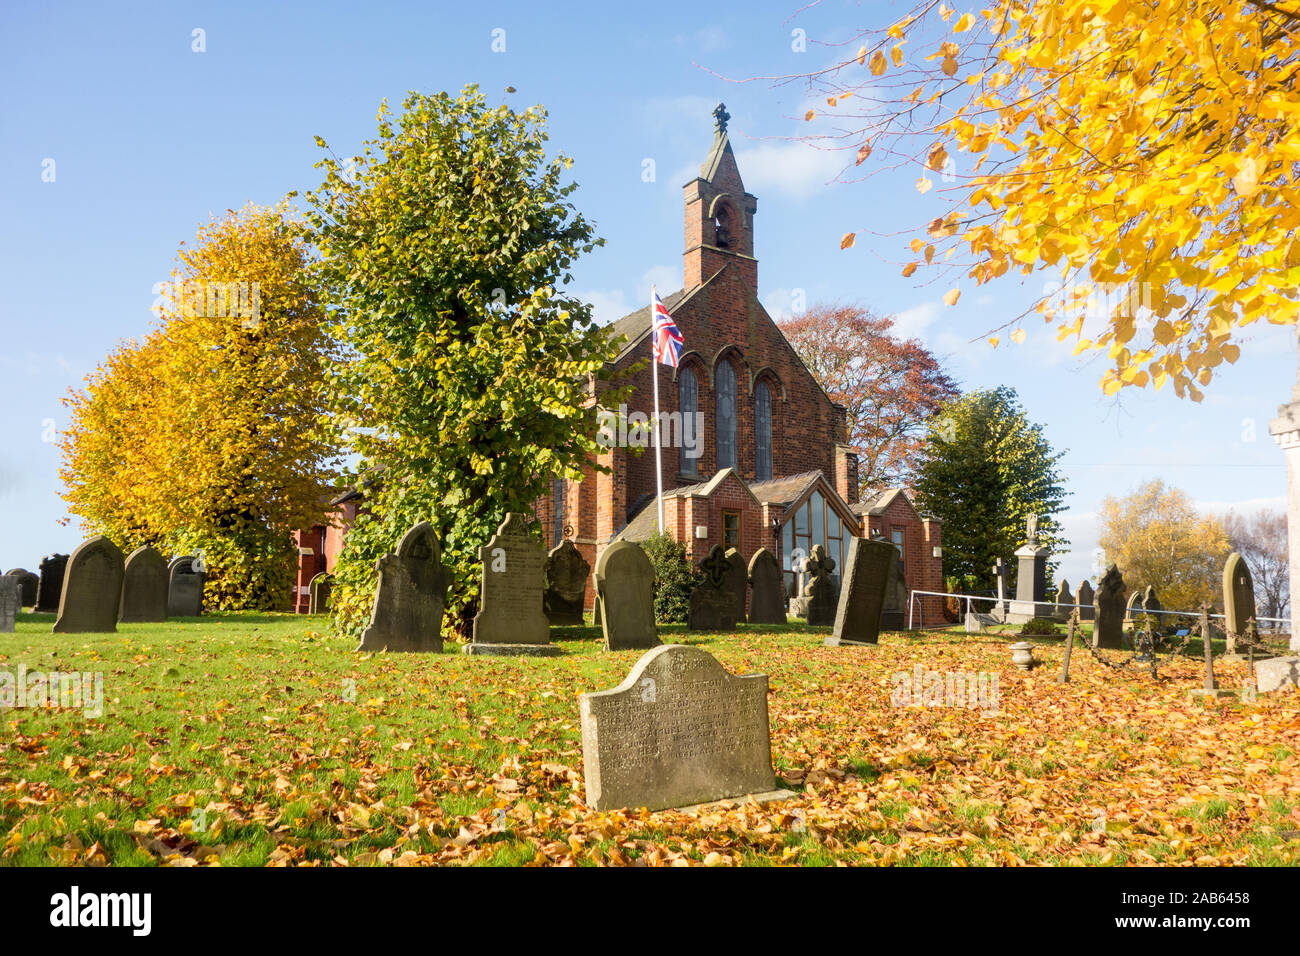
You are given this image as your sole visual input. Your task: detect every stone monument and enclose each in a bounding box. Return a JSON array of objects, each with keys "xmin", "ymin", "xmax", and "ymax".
[
  {"xmin": 746, "ymin": 548, "xmax": 786, "ymax": 624},
  {"xmin": 687, "ymin": 545, "xmax": 738, "ymax": 631},
  {"xmin": 1006, "ymin": 514, "xmax": 1052, "ymax": 623},
  {"xmin": 167, "ymin": 556, "xmax": 205, "ymax": 618},
  {"xmin": 593, "ymin": 541, "xmax": 659, "ymax": 651},
  {"xmin": 544, "ymin": 539, "xmax": 589, "ymax": 626},
  {"xmin": 1222, "ymin": 552, "xmax": 1255, "ymax": 654},
  {"xmin": 53, "ymin": 535, "xmax": 125, "ymax": 634},
  {"xmin": 1093, "ymin": 564, "xmax": 1127, "ymax": 650},
  {"xmin": 826, "ymin": 537, "xmax": 897, "ymax": 647},
  {"xmin": 119, "ymin": 545, "xmax": 169, "ymax": 623}
]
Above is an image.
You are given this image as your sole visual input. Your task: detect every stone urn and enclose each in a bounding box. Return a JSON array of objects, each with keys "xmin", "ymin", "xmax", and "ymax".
[{"xmin": 1010, "ymin": 641, "xmax": 1036, "ymax": 671}]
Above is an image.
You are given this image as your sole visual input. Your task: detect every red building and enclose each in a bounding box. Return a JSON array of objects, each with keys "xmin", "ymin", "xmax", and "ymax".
[
  {"xmin": 532, "ymin": 109, "xmax": 945, "ymax": 620},
  {"xmin": 294, "ymin": 107, "xmax": 945, "ymax": 621}
]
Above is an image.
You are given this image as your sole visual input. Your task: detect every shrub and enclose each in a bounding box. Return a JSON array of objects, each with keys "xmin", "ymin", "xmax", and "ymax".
[
  {"xmin": 1019, "ymin": 617, "xmax": 1061, "ymax": 637},
  {"xmin": 642, "ymin": 530, "xmax": 701, "ymax": 624}
]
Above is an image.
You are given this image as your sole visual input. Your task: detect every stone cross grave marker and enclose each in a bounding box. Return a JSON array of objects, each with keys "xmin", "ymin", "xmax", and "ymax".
[
  {"xmin": 688, "ymin": 544, "xmax": 737, "ymax": 631},
  {"xmin": 826, "ymin": 537, "xmax": 897, "ymax": 647},
  {"xmin": 358, "ymin": 521, "xmax": 450, "ymax": 653},
  {"xmin": 579, "ymin": 644, "xmax": 791, "ymax": 811},
  {"xmin": 468, "ymin": 513, "xmax": 560, "ymax": 656},
  {"xmin": 54, "ymin": 535, "xmax": 125, "ymax": 634},
  {"xmin": 800, "ymin": 544, "xmax": 838, "ymax": 627}
]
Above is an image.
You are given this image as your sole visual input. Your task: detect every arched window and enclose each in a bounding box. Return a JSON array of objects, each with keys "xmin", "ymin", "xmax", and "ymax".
[
  {"xmin": 716, "ymin": 360, "xmax": 737, "ymax": 471},
  {"xmin": 678, "ymin": 367, "xmax": 699, "ymax": 476},
  {"xmin": 755, "ymin": 381, "xmax": 772, "ymax": 480}
]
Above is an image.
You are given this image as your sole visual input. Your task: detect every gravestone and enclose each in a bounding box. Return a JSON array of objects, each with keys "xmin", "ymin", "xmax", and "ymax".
[
  {"xmin": 826, "ymin": 537, "xmax": 897, "ymax": 647},
  {"xmin": 1093, "ymin": 564, "xmax": 1127, "ymax": 649},
  {"xmin": 308, "ymin": 572, "xmax": 333, "ymax": 614},
  {"xmin": 1055, "ymin": 579, "xmax": 1074, "ymax": 621},
  {"xmin": 119, "ymin": 546, "xmax": 168, "ymax": 623},
  {"xmin": 1142, "ymin": 586, "xmax": 1162, "ymax": 626},
  {"xmin": 1222, "ymin": 552, "xmax": 1255, "ymax": 654},
  {"xmin": 468, "ymin": 513, "xmax": 559, "ymax": 656},
  {"xmin": 579, "ymin": 644, "xmax": 790, "ymax": 811},
  {"xmin": 800, "ymin": 545, "xmax": 838, "ymax": 627},
  {"xmin": 53, "ymin": 535, "xmax": 125, "ymax": 634},
  {"xmin": 544, "ymin": 540, "xmax": 589, "ymax": 626},
  {"xmin": 36, "ymin": 554, "xmax": 68, "ymax": 612},
  {"xmin": 1256, "ymin": 655, "xmax": 1300, "ymax": 694},
  {"xmin": 880, "ymin": 554, "xmax": 908, "ymax": 630},
  {"xmin": 746, "ymin": 548, "xmax": 786, "ymax": 624},
  {"xmin": 0, "ymin": 577, "xmax": 19, "ymax": 633},
  {"xmin": 1124, "ymin": 589, "xmax": 1143, "ymax": 623},
  {"xmin": 4, "ymin": 569, "xmax": 38, "ymax": 608},
  {"xmin": 167, "ymin": 556, "xmax": 205, "ymax": 618},
  {"xmin": 1007, "ymin": 515, "xmax": 1052, "ymax": 622},
  {"xmin": 722, "ymin": 548, "xmax": 747, "ymax": 623},
  {"xmin": 1076, "ymin": 579, "xmax": 1095, "ymax": 621},
  {"xmin": 593, "ymin": 541, "xmax": 659, "ymax": 651},
  {"xmin": 688, "ymin": 545, "xmax": 738, "ymax": 631},
  {"xmin": 992, "ymin": 556, "xmax": 1009, "ymax": 619},
  {"xmin": 358, "ymin": 521, "xmax": 450, "ymax": 653}
]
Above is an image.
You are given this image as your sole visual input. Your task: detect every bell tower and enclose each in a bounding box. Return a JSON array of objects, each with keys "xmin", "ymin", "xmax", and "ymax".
[{"xmin": 683, "ymin": 103, "xmax": 759, "ymax": 292}]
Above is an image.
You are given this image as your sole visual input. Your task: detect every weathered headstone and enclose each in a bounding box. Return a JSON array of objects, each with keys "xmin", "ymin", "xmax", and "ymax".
[
  {"xmin": 1256, "ymin": 655, "xmax": 1300, "ymax": 694},
  {"xmin": 800, "ymin": 545, "xmax": 838, "ymax": 627},
  {"xmin": 468, "ymin": 513, "xmax": 559, "ymax": 656},
  {"xmin": 688, "ymin": 545, "xmax": 738, "ymax": 631},
  {"xmin": 120, "ymin": 546, "xmax": 169, "ymax": 623},
  {"xmin": 1222, "ymin": 552, "xmax": 1255, "ymax": 654},
  {"xmin": 1093, "ymin": 564, "xmax": 1127, "ymax": 649},
  {"xmin": 579, "ymin": 644, "xmax": 790, "ymax": 811},
  {"xmin": 722, "ymin": 548, "xmax": 747, "ymax": 623},
  {"xmin": 746, "ymin": 548, "xmax": 785, "ymax": 624},
  {"xmin": 544, "ymin": 540, "xmax": 589, "ymax": 626},
  {"xmin": 0, "ymin": 577, "xmax": 19, "ymax": 633},
  {"xmin": 167, "ymin": 556, "xmax": 205, "ymax": 618},
  {"xmin": 879, "ymin": 554, "xmax": 909, "ymax": 630},
  {"xmin": 53, "ymin": 536, "xmax": 125, "ymax": 634},
  {"xmin": 992, "ymin": 556, "xmax": 1009, "ymax": 618},
  {"xmin": 308, "ymin": 572, "xmax": 333, "ymax": 614},
  {"xmin": 4, "ymin": 569, "xmax": 38, "ymax": 608},
  {"xmin": 826, "ymin": 537, "xmax": 896, "ymax": 647},
  {"xmin": 593, "ymin": 541, "xmax": 659, "ymax": 651},
  {"xmin": 1055, "ymin": 579, "xmax": 1074, "ymax": 621},
  {"xmin": 1076, "ymin": 579, "xmax": 1095, "ymax": 621},
  {"xmin": 1142, "ymin": 585, "xmax": 1162, "ymax": 619},
  {"xmin": 358, "ymin": 521, "xmax": 450, "ymax": 653},
  {"xmin": 36, "ymin": 554, "xmax": 69, "ymax": 612},
  {"xmin": 1124, "ymin": 589, "xmax": 1143, "ymax": 623}
]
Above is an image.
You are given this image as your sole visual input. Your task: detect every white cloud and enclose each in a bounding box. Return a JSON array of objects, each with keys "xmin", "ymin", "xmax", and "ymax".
[
  {"xmin": 577, "ymin": 264, "xmax": 680, "ymax": 326},
  {"xmin": 732, "ymin": 141, "xmax": 844, "ymax": 199}
]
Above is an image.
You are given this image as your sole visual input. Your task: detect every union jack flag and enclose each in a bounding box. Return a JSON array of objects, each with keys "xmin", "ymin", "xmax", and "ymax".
[{"xmin": 651, "ymin": 288, "xmax": 683, "ymax": 368}]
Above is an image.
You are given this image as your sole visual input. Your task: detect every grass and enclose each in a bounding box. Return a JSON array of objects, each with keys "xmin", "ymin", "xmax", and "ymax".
[{"xmin": 1, "ymin": 609, "xmax": 1298, "ymax": 866}]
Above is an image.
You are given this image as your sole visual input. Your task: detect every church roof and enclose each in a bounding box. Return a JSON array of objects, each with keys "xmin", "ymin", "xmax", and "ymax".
[
  {"xmin": 603, "ymin": 269, "xmax": 727, "ymax": 363},
  {"xmin": 612, "ymin": 468, "xmax": 758, "ymax": 542},
  {"xmin": 747, "ymin": 470, "xmax": 824, "ymax": 506}
]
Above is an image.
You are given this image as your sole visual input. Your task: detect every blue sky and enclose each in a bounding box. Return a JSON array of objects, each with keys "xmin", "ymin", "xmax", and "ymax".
[{"xmin": 1, "ymin": 0, "xmax": 1292, "ymax": 601}]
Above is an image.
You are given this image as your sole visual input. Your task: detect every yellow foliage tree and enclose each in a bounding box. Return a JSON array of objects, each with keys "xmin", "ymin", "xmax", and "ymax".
[
  {"xmin": 1097, "ymin": 479, "xmax": 1232, "ymax": 611},
  {"xmin": 59, "ymin": 202, "xmax": 340, "ymax": 609},
  {"xmin": 795, "ymin": 0, "xmax": 1300, "ymax": 399}
]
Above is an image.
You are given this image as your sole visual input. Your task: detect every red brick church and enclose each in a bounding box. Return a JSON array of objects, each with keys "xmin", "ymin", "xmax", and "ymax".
[
  {"xmin": 294, "ymin": 106, "xmax": 945, "ymax": 620},
  {"xmin": 529, "ymin": 106, "xmax": 944, "ymax": 617}
]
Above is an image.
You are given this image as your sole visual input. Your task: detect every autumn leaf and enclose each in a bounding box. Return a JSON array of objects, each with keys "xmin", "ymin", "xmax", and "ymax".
[
  {"xmin": 944, "ymin": 288, "xmax": 961, "ymax": 306},
  {"xmin": 840, "ymin": 232, "xmax": 857, "ymax": 250}
]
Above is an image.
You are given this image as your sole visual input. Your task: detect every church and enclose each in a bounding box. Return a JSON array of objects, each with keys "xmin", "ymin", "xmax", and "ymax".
[
  {"xmin": 527, "ymin": 106, "xmax": 945, "ymax": 619},
  {"xmin": 292, "ymin": 105, "xmax": 945, "ymax": 622}
]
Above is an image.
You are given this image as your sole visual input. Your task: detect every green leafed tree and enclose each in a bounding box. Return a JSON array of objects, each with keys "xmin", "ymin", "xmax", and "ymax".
[
  {"xmin": 912, "ymin": 386, "xmax": 1067, "ymax": 592},
  {"xmin": 305, "ymin": 86, "xmax": 627, "ymax": 639}
]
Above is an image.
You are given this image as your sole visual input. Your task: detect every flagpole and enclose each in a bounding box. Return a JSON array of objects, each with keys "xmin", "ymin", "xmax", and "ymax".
[{"xmin": 651, "ymin": 284, "xmax": 665, "ymax": 534}]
